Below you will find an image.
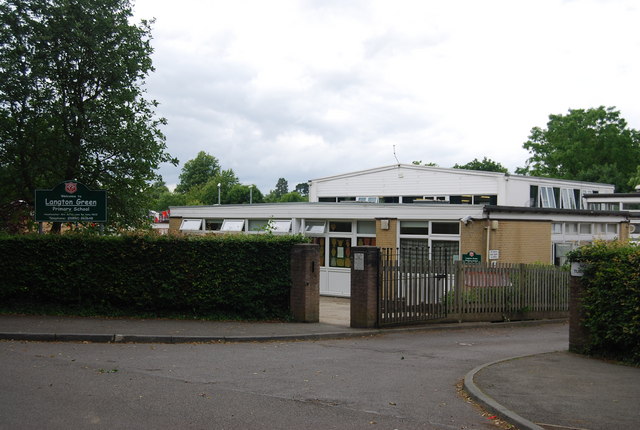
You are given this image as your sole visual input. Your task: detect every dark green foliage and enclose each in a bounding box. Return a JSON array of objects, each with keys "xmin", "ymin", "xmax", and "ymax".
[
  {"xmin": 568, "ymin": 241, "xmax": 640, "ymax": 365},
  {"xmin": 516, "ymin": 107, "xmax": 640, "ymax": 192},
  {"xmin": 453, "ymin": 157, "xmax": 509, "ymax": 173},
  {"xmin": 0, "ymin": 0, "xmax": 177, "ymax": 230},
  {"xmin": 0, "ymin": 233, "xmax": 307, "ymax": 320},
  {"xmin": 175, "ymin": 151, "xmax": 221, "ymax": 194}
]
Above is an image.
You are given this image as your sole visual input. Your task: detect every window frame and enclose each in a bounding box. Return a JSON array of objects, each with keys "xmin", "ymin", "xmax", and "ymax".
[
  {"xmin": 220, "ymin": 219, "xmax": 245, "ymax": 232},
  {"xmin": 180, "ymin": 218, "xmax": 203, "ymax": 231}
]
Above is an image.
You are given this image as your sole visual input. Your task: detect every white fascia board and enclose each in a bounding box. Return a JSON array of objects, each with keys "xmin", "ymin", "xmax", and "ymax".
[
  {"xmin": 585, "ymin": 195, "xmax": 640, "ymax": 204},
  {"xmin": 508, "ymin": 174, "xmax": 615, "ymax": 191},
  {"xmin": 170, "ymin": 202, "xmax": 485, "ymax": 221},
  {"xmin": 487, "ymin": 211, "xmax": 628, "ymax": 223},
  {"xmin": 309, "ymin": 163, "xmax": 506, "ymax": 184}
]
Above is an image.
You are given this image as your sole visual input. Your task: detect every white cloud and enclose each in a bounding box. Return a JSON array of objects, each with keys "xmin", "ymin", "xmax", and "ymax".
[{"xmin": 133, "ymin": 0, "xmax": 640, "ymax": 192}]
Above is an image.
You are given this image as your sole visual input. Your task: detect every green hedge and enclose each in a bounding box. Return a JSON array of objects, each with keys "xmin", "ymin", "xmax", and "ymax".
[
  {"xmin": 0, "ymin": 233, "xmax": 307, "ymax": 320},
  {"xmin": 568, "ymin": 241, "xmax": 640, "ymax": 365}
]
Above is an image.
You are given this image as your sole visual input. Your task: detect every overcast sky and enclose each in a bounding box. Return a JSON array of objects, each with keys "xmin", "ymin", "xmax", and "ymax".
[{"xmin": 132, "ymin": 0, "xmax": 640, "ymax": 193}]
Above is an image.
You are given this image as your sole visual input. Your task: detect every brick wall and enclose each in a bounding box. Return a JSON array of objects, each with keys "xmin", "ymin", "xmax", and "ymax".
[
  {"xmin": 375, "ymin": 218, "xmax": 397, "ymax": 249},
  {"xmin": 460, "ymin": 219, "xmax": 552, "ymax": 264},
  {"xmin": 168, "ymin": 217, "xmax": 182, "ymax": 234},
  {"xmin": 460, "ymin": 220, "xmax": 485, "ymax": 257},
  {"xmin": 620, "ymin": 222, "xmax": 630, "ymax": 241}
]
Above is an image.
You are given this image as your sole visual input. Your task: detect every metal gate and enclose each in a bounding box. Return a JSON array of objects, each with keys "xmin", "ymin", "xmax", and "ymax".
[{"xmin": 378, "ymin": 247, "xmax": 450, "ymax": 327}]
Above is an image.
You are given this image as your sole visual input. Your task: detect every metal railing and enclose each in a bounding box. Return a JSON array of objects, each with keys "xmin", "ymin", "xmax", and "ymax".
[{"xmin": 378, "ymin": 247, "xmax": 450, "ymax": 326}]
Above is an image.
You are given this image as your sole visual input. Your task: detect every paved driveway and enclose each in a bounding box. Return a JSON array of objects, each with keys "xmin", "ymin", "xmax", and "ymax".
[{"xmin": 0, "ymin": 323, "xmax": 568, "ymax": 429}]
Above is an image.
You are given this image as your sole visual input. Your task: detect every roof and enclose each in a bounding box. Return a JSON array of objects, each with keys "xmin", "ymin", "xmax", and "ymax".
[
  {"xmin": 484, "ymin": 205, "xmax": 629, "ymax": 219},
  {"xmin": 309, "ymin": 163, "xmax": 615, "ymax": 188}
]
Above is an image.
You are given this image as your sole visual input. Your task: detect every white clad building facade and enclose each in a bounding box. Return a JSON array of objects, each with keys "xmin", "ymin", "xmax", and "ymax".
[{"xmin": 169, "ymin": 164, "xmax": 629, "ymax": 297}]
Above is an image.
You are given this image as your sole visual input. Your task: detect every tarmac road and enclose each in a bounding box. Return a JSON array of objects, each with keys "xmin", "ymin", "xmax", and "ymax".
[{"xmin": 0, "ymin": 323, "xmax": 568, "ymax": 429}]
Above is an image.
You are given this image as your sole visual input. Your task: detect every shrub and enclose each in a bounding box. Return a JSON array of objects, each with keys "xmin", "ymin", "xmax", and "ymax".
[
  {"xmin": 0, "ymin": 232, "xmax": 307, "ymax": 320},
  {"xmin": 568, "ymin": 241, "xmax": 640, "ymax": 365}
]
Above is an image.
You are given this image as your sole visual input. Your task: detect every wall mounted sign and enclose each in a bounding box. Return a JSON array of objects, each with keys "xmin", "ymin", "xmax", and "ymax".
[{"xmin": 462, "ymin": 251, "xmax": 481, "ymax": 263}]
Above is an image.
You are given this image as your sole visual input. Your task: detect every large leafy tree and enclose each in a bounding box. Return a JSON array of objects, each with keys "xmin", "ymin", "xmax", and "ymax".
[
  {"xmin": 453, "ymin": 157, "xmax": 508, "ymax": 173},
  {"xmin": 175, "ymin": 151, "xmax": 221, "ymax": 193},
  {"xmin": 516, "ymin": 107, "xmax": 640, "ymax": 192},
  {"xmin": 0, "ymin": 0, "xmax": 176, "ymax": 230}
]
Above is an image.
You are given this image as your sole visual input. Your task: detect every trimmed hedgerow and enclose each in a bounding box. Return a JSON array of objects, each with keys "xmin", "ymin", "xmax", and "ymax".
[
  {"xmin": 0, "ymin": 233, "xmax": 308, "ymax": 320},
  {"xmin": 568, "ymin": 241, "xmax": 640, "ymax": 365}
]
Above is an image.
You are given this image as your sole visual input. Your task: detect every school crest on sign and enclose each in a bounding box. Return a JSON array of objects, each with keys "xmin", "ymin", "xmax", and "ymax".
[{"xmin": 65, "ymin": 182, "xmax": 77, "ymax": 194}]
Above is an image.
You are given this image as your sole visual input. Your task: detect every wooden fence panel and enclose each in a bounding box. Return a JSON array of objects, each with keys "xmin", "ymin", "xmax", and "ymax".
[{"xmin": 451, "ymin": 262, "xmax": 569, "ymax": 320}]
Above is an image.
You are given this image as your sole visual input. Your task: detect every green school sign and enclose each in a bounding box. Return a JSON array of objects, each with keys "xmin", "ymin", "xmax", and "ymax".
[{"xmin": 35, "ymin": 181, "xmax": 107, "ymax": 223}]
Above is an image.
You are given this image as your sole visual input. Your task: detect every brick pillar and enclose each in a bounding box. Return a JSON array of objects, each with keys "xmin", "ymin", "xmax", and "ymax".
[
  {"xmin": 290, "ymin": 243, "xmax": 320, "ymax": 323},
  {"xmin": 351, "ymin": 246, "xmax": 379, "ymax": 328},
  {"xmin": 569, "ymin": 275, "xmax": 590, "ymax": 353}
]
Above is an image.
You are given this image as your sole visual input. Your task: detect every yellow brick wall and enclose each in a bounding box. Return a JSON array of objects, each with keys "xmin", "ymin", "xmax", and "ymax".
[
  {"xmin": 168, "ymin": 217, "xmax": 182, "ymax": 234},
  {"xmin": 459, "ymin": 221, "xmax": 486, "ymax": 258},
  {"xmin": 375, "ymin": 218, "xmax": 397, "ymax": 249},
  {"xmin": 460, "ymin": 219, "xmax": 552, "ymax": 264},
  {"xmin": 619, "ymin": 222, "xmax": 630, "ymax": 241}
]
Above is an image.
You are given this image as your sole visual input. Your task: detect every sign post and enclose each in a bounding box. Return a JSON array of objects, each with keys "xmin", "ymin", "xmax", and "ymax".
[{"xmin": 35, "ymin": 181, "xmax": 107, "ymax": 227}]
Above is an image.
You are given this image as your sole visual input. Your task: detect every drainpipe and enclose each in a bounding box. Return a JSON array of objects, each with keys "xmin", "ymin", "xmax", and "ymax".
[{"xmin": 486, "ymin": 217, "xmax": 491, "ymax": 259}]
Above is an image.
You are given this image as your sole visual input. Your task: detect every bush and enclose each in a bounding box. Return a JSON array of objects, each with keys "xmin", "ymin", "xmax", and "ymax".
[
  {"xmin": 568, "ymin": 241, "xmax": 640, "ymax": 365},
  {"xmin": 0, "ymin": 232, "xmax": 307, "ymax": 320}
]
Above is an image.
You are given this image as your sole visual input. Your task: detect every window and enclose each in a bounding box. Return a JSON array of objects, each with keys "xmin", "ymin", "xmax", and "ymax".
[
  {"xmin": 305, "ymin": 221, "xmax": 326, "ymax": 234},
  {"xmin": 357, "ymin": 237, "xmax": 376, "ymax": 246},
  {"xmin": 356, "ymin": 196, "xmax": 378, "ymax": 203},
  {"xmin": 337, "ymin": 196, "xmax": 355, "ymax": 202},
  {"xmin": 205, "ymin": 219, "xmax": 223, "ymax": 231},
  {"xmin": 380, "ymin": 196, "xmax": 399, "ymax": 203},
  {"xmin": 271, "ymin": 220, "xmax": 292, "ymax": 233},
  {"xmin": 357, "ymin": 221, "xmax": 376, "ymax": 234},
  {"xmin": 540, "ymin": 187, "xmax": 557, "ymax": 208},
  {"xmin": 401, "ymin": 196, "xmax": 422, "ymax": 204},
  {"xmin": 622, "ymin": 203, "xmax": 640, "ymax": 210},
  {"xmin": 318, "ymin": 197, "xmax": 337, "ymax": 202},
  {"xmin": 398, "ymin": 239, "xmax": 427, "ymax": 268},
  {"xmin": 432, "ymin": 240, "xmax": 460, "ymax": 266},
  {"xmin": 474, "ymin": 195, "xmax": 497, "ymax": 205},
  {"xmin": 552, "ymin": 223, "xmax": 562, "ymax": 234},
  {"xmin": 311, "ymin": 237, "xmax": 325, "ymax": 266},
  {"xmin": 579, "ymin": 223, "xmax": 592, "ymax": 234},
  {"xmin": 529, "ymin": 185, "xmax": 539, "ymax": 207},
  {"xmin": 450, "ymin": 195, "xmax": 472, "ymax": 204},
  {"xmin": 554, "ymin": 243, "xmax": 574, "ymax": 266},
  {"xmin": 432, "ymin": 222, "xmax": 459, "ymax": 235},
  {"xmin": 400, "ymin": 221, "xmax": 429, "ymax": 235},
  {"xmin": 221, "ymin": 219, "xmax": 244, "ymax": 232},
  {"xmin": 329, "ymin": 221, "xmax": 352, "ymax": 232},
  {"xmin": 606, "ymin": 224, "xmax": 618, "ymax": 234},
  {"xmin": 560, "ymin": 188, "xmax": 577, "ymax": 209},
  {"xmin": 180, "ymin": 219, "xmax": 203, "ymax": 231},
  {"xmin": 565, "ymin": 223, "xmax": 578, "ymax": 234},
  {"xmin": 329, "ymin": 237, "xmax": 351, "ymax": 268},
  {"xmin": 248, "ymin": 219, "xmax": 269, "ymax": 231}
]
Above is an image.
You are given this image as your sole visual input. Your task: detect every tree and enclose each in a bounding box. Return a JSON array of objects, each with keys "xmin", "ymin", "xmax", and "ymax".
[
  {"xmin": 516, "ymin": 107, "xmax": 640, "ymax": 192},
  {"xmin": 412, "ymin": 161, "xmax": 438, "ymax": 166},
  {"xmin": 190, "ymin": 169, "xmax": 239, "ymax": 205},
  {"xmin": 175, "ymin": 151, "xmax": 221, "ymax": 194},
  {"xmin": 453, "ymin": 157, "xmax": 509, "ymax": 173},
  {"xmin": 294, "ymin": 182, "xmax": 309, "ymax": 197},
  {"xmin": 0, "ymin": 0, "xmax": 176, "ymax": 230},
  {"xmin": 629, "ymin": 166, "xmax": 640, "ymax": 190},
  {"xmin": 225, "ymin": 184, "xmax": 264, "ymax": 204},
  {"xmin": 279, "ymin": 191, "xmax": 307, "ymax": 202},
  {"xmin": 274, "ymin": 178, "xmax": 289, "ymax": 198}
]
